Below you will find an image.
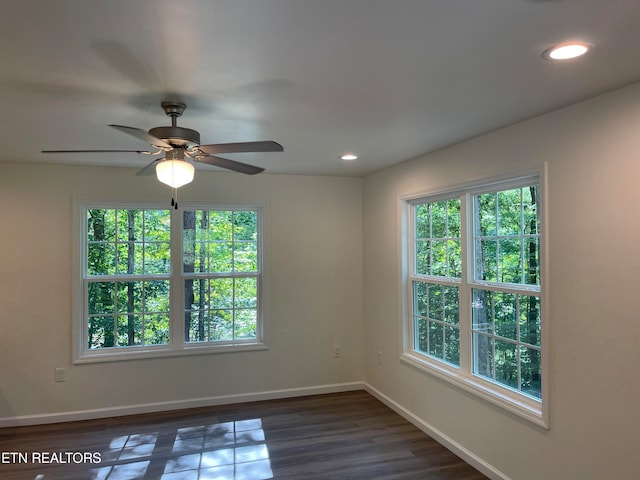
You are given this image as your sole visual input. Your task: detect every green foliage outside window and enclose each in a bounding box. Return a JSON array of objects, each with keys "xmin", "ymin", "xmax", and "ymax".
[
  {"xmin": 411, "ymin": 182, "xmax": 542, "ymax": 401},
  {"xmin": 183, "ymin": 209, "xmax": 260, "ymax": 343},
  {"xmin": 85, "ymin": 207, "xmax": 261, "ymax": 351},
  {"xmin": 472, "ymin": 184, "xmax": 541, "ymax": 399},
  {"xmin": 86, "ymin": 209, "xmax": 171, "ymax": 349}
]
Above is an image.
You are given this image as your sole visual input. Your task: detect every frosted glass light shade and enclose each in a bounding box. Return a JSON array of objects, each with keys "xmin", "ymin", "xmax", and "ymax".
[{"xmin": 156, "ymin": 159, "xmax": 195, "ymax": 188}]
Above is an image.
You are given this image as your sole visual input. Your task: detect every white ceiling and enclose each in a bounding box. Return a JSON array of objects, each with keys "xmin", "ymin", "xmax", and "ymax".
[{"xmin": 1, "ymin": 0, "xmax": 639, "ymax": 176}]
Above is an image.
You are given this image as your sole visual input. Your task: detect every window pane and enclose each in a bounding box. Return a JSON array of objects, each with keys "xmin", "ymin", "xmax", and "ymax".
[
  {"xmin": 428, "ymin": 321, "xmax": 444, "ymax": 359},
  {"xmin": 495, "ymin": 340, "xmax": 518, "ymax": 390},
  {"xmin": 143, "ymin": 210, "xmax": 171, "ymax": 242},
  {"xmin": 210, "ymin": 242, "xmax": 233, "ymax": 272},
  {"xmin": 145, "ymin": 313, "xmax": 169, "ymax": 345},
  {"xmin": 523, "ymin": 237, "xmax": 540, "ymax": 285},
  {"xmin": 494, "ymin": 291, "xmax": 517, "ymax": 340},
  {"xmin": 116, "ymin": 282, "xmax": 142, "ymax": 314},
  {"xmin": 117, "ymin": 314, "xmax": 141, "ymax": 346},
  {"xmin": 210, "ymin": 309, "xmax": 234, "ymax": 341},
  {"xmin": 116, "ymin": 210, "xmax": 139, "ymax": 242},
  {"xmin": 210, "ymin": 211, "xmax": 233, "ymax": 241},
  {"xmin": 414, "ymin": 316, "xmax": 427, "ymax": 354},
  {"xmin": 88, "ymin": 282, "xmax": 115, "ymax": 314},
  {"xmin": 444, "ymin": 325, "xmax": 460, "ymax": 366},
  {"xmin": 234, "ymin": 241, "xmax": 258, "ymax": 272},
  {"xmin": 476, "ymin": 193, "xmax": 496, "ymax": 237},
  {"xmin": 473, "ymin": 333, "xmax": 493, "ymax": 379},
  {"xmin": 210, "ymin": 278, "xmax": 234, "ymax": 309},
  {"xmin": 427, "ymin": 283, "xmax": 443, "ymax": 321},
  {"xmin": 88, "ymin": 315, "xmax": 115, "ymax": 349},
  {"xmin": 87, "ymin": 209, "xmax": 115, "ymax": 242},
  {"xmin": 235, "ymin": 278, "xmax": 258, "ymax": 308},
  {"xmin": 448, "ymin": 239, "xmax": 462, "ymax": 277},
  {"xmin": 431, "ymin": 201, "xmax": 447, "ymax": 238},
  {"xmin": 413, "ymin": 281, "xmax": 427, "ymax": 317},
  {"xmin": 144, "ymin": 242, "xmax": 170, "ymax": 274},
  {"xmin": 448, "ymin": 201, "xmax": 461, "ymax": 237},
  {"xmin": 188, "ymin": 278, "xmax": 209, "ymax": 311},
  {"xmin": 519, "ymin": 295, "xmax": 541, "ymax": 347},
  {"xmin": 431, "ymin": 240, "xmax": 448, "ymax": 276},
  {"xmin": 235, "ymin": 309, "xmax": 257, "ymax": 339},
  {"xmin": 416, "ymin": 240, "xmax": 430, "ymax": 275},
  {"xmin": 522, "ymin": 186, "xmax": 539, "ymax": 235},
  {"xmin": 444, "ymin": 285, "xmax": 459, "ymax": 325},
  {"xmin": 497, "ymin": 190, "xmax": 521, "ymax": 236},
  {"xmin": 415, "ymin": 204, "xmax": 430, "ymax": 238},
  {"xmin": 144, "ymin": 280, "xmax": 170, "ymax": 312},
  {"xmin": 498, "ymin": 238, "xmax": 522, "ymax": 284},
  {"xmin": 476, "ymin": 239, "xmax": 497, "ymax": 282},
  {"xmin": 187, "ymin": 310, "xmax": 209, "ymax": 342},
  {"xmin": 471, "ymin": 289, "xmax": 492, "ymax": 333},
  {"xmin": 233, "ymin": 211, "xmax": 258, "ymax": 241},
  {"xmin": 520, "ymin": 346, "xmax": 542, "ymax": 399},
  {"xmin": 88, "ymin": 243, "xmax": 115, "ymax": 275}
]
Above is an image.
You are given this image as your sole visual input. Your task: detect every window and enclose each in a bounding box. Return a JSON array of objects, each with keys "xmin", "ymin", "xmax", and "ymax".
[
  {"xmin": 76, "ymin": 202, "xmax": 265, "ymax": 362},
  {"xmin": 403, "ymin": 173, "xmax": 546, "ymax": 425}
]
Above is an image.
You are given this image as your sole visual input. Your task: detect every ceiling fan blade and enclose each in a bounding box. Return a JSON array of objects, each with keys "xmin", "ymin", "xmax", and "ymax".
[
  {"xmin": 197, "ymin": 141, "xmax": 283, "ymax": 154},
  {"xmin": 136, "ymin": 159, "xmax": 161, "ymax": 176},
  {"xmin": 109, "ymin": 124, "xmax": 172, "ymax": 149},
  {"xmin": 42, "ymin": 149, "xmax": 155, "ymax": 154},
  {"xmin": 196, "ymin": 155, "xmax": 265, "ymax": 175}
]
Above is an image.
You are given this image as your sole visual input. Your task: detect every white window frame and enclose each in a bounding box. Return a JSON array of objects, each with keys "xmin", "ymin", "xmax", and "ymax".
[
  {"xmin": 399, "ymin": 168, "xmax": 548, "ymax": 428},
  {"xmin": 72, "ymin": 199, "xmax": 268, "ymax": 364}
]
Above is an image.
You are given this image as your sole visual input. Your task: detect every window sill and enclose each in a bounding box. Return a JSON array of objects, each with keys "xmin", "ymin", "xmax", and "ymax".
[
  {"xmin": 400, "ymin": 352, "xmax": 548, "ymax": 429},
  {"xmin": 73, "ymin": 342, "xmax": 269, "ymax": 364}
]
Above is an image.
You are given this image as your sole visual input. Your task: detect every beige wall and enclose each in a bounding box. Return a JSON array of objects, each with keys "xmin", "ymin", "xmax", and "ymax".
[
  {"xmin": 363, "ymin": 82, "xmax": 640, "ymax": 479},
  {"xmin": 0, "ymin": 166, "xmax": 364, "ymax": 419}
]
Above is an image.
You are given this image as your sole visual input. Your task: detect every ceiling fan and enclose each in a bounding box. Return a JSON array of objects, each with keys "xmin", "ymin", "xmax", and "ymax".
[{"xmin": 42, "ymin": 101, "xmax": 283, "ymax": 187}]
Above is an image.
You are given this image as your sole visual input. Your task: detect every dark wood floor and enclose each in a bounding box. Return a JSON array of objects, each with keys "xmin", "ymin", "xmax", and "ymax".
[{"xmin": 0, "ymin": 390, "xmax": 488, "ymax": 480}]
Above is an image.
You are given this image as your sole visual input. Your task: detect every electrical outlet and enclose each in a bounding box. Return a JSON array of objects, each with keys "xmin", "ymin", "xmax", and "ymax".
[
  {"xmin": 377, "ymin": 350, "xmax": 382, "ymax": 365},
  {"xmin": 55, "ymin": 368, "xmax": 66, "ymax": 383},
  {"xmin": 332, "ymin": 345, "xmax": 342, "ymax": 358}
]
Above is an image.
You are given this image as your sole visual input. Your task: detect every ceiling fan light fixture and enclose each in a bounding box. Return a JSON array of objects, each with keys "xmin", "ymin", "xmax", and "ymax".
[{"xmin": 156, "ymin": 159, "xmax": 195, "ymax": 188}]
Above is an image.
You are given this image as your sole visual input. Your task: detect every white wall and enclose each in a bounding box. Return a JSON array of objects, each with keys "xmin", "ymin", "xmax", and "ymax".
[
  {"xmin": 363, "ymin": 81, "xmax": 640, "ymax": 479},
  {"xmin": 0, "ymin": 165, "xmax": 364, "ymax": 420}
]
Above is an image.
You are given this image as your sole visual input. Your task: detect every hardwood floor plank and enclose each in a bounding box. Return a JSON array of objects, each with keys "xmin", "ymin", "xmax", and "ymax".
[{"xmin": 0, "ymin": 391, "xmax": 488, "ymax": 479}]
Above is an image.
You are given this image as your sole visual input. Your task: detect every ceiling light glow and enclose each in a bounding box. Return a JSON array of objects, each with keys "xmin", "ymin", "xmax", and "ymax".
[
  {"xmin": 543, "ymin": 43, "xmax": 591, "ymax": 60},
  {"xmin": 340, "ymin": 153, "xmax": 358, "ymax": 161},
  {"xmin": 156, "ymin": 159, "xmax": 195, "ymax": 188}
]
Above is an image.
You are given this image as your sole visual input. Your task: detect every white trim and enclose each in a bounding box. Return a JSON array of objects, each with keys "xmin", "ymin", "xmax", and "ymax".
[
  {"xmin": 399, "ymin": 353, "xmax": 546, "ymax": 427},
  {"xmin": 73, "ymin": 342, "xmax": 269, "ymax": 364},
  {"xmin": 364, "ymin": 383, "xmax": 512, "ymax": 480},
  {"xmin": 0, "ymin": 382, "xmax": 364, "ymax": 428}
]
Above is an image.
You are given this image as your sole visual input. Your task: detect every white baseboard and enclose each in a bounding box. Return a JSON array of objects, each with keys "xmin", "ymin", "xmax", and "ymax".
[
  {"xmin": 0, "ymin": 381, "xmax": 365, "ymax": 428},
  {"xmin": 363, "ymin": 383, "xmax": 511, "ymax": 480}
]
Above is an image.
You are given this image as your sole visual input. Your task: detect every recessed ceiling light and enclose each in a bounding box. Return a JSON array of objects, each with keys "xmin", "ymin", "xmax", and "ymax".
[
  {"xmin": 340, "ymin": 153, "xmax": 358, "ymax": 161},
  {"xmin": 542, "ymin": 42, "xmax": 592, "ymax": 60}
]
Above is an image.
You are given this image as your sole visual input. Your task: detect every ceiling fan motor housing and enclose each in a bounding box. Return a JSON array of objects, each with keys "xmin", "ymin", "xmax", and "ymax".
[{"xmin": 148, "ymin": 126, "xmax": 200, "ymax": 147}]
